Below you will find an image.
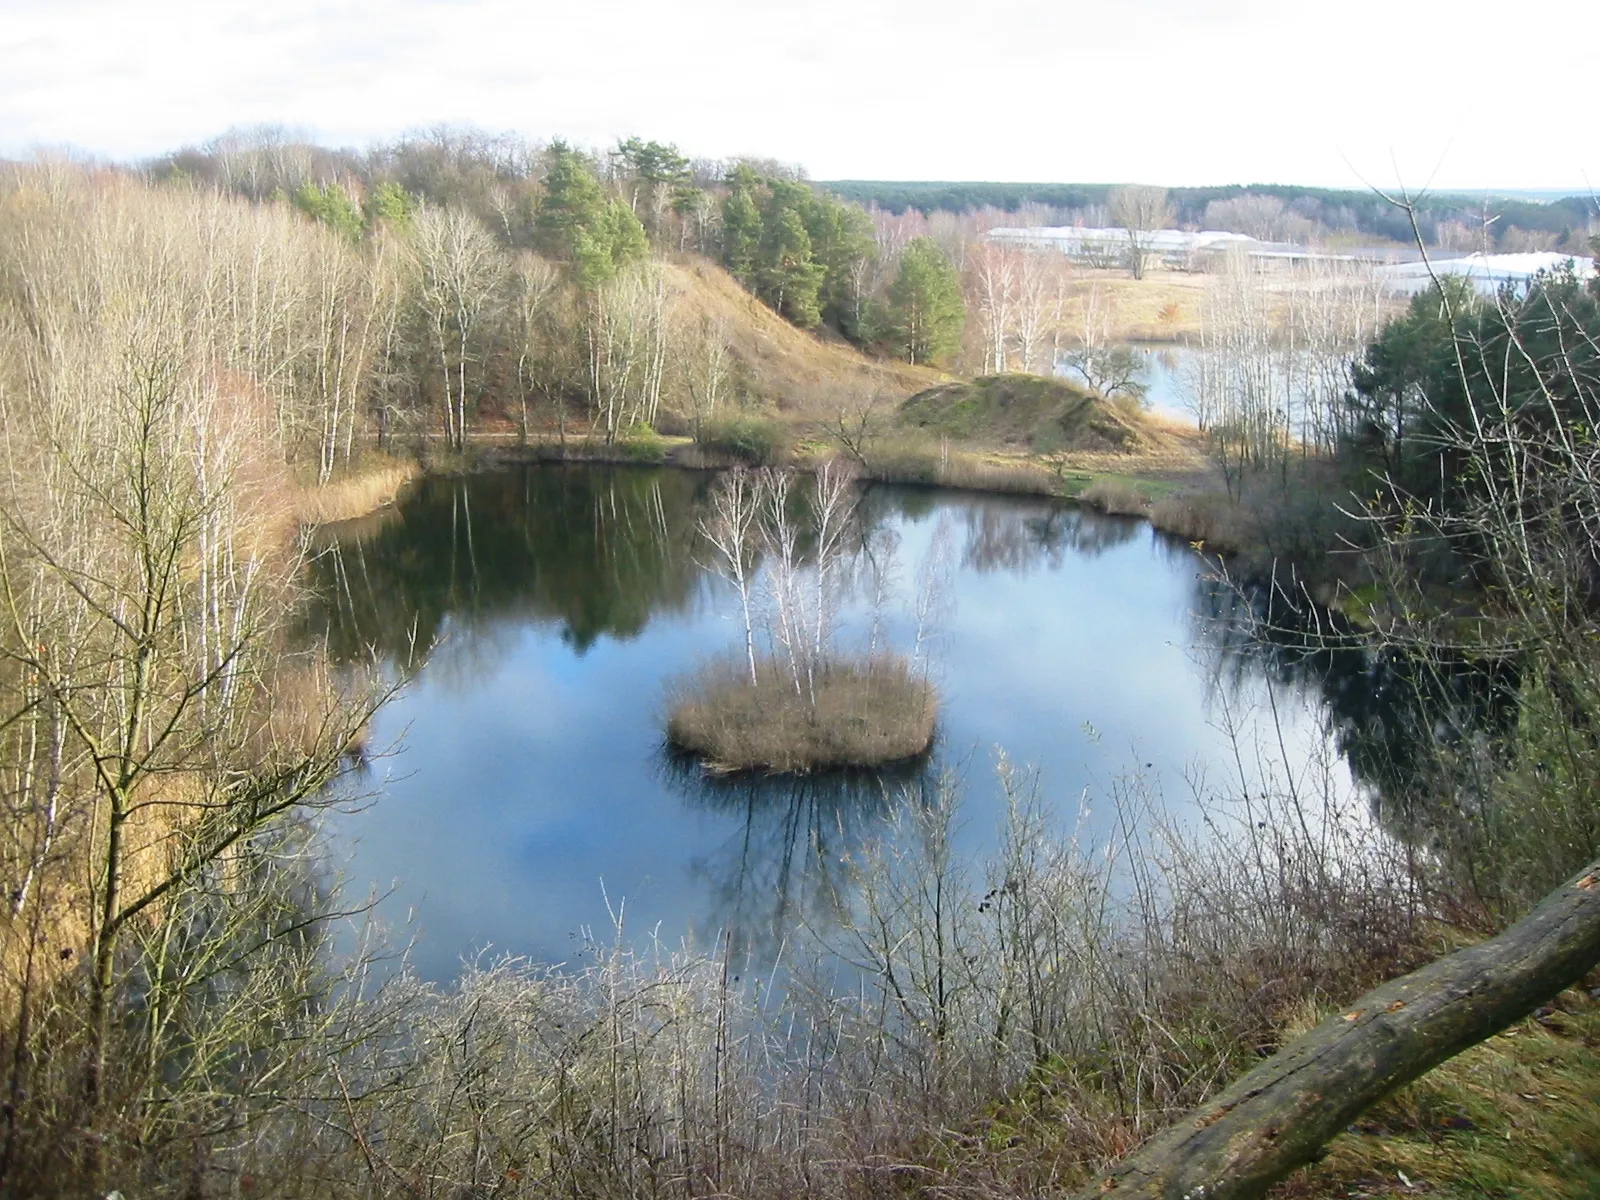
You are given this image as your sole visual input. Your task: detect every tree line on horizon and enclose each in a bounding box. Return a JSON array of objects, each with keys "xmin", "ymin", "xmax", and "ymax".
[{"xmin": 823, "ymin": 178, "xmax": 1600, "ymax": 253}]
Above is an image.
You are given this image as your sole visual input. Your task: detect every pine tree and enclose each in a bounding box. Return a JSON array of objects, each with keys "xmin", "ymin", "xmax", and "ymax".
[
  {"xmin": 614, "ymin": 137, "xmax": 692, "ymax": 238},
  {"xmin": 885, "ymin": 237, "xmax": 965, "ymax": 365},
  {"xmin": 536, "ymin": 142, "xmax": 646, "ymax": 288},
  {"xmin": 364, "ymin": 180, "xmax": 414, "ymax": 230},
  {"xmin": 573, "ymin": 201, "xmax": 647, "ymax": 286},
  {"xmin": 721, "ymin": 166, "xmax": 763, "ymax": 286},
  {"xmin": 806, "ymin": 200, "xmax": 876, "ymax": 338},
  {"xmin": 294, "ymin": 181, "xmax": 364, "ymax": 242},
  {"xmin": 758, "ymin": 201, "xmax": 825, "ymax": 328},
  {"xmin": 535, "ymin": 143, "xmax": 607, "ymax": 260}
]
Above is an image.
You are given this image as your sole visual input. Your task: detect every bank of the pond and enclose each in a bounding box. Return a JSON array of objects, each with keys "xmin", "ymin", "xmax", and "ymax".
[
  {"xmin": 423, "ymin": 426, "xmax": 1247, "ymax": 554},
  {"xmin": 296, "ymin": 454, "xmax": 422, "ymax": 525}
]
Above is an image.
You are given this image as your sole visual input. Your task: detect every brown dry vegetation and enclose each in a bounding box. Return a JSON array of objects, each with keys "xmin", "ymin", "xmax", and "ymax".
[
  {"xmin": 666, "ymin": 653, "xmax": 936, "ymax": 773},
  {"xmin": 1078, "ymin": 477, "xmax": 1151, "ymax": 516},
  {"xmin": 1056, "ymin": 266, "xmax": 1404, "ymax": 346},
  {"xmin": 1060, "ymin": 269, "xmax": 1212, "ymax": 342},
  {"xmin": 662, "ymin": 257, "xmax": 947, "ymax": 414},
  {"xmin": 294, "ymin": 455, "xmax": 420, "ymax": 524},
  {"xmin": 0, "ymin": 160, "xmax": 386, "ymax": 1194},
  {"xmin": 1149, "ymin": 490, "xmax": 1257, "ymax": 553}
]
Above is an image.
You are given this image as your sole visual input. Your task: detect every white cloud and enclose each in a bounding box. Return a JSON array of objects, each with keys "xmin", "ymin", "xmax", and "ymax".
[{"xmin": 1, "ymin": 0, "xmax": 1593, "ymax": 189}]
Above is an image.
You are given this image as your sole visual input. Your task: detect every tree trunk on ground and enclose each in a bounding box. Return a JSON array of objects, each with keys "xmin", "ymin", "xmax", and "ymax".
[{"xmin": 1074, "ymin": 857, "xmax": 1600, "ymax": 1200}]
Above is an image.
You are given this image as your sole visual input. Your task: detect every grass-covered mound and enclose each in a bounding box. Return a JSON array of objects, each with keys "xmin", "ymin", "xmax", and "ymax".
[
  {"xmin": 666, "ymin": 654, "xmax": 937, "ymax": 773},
  {"xmin": 899, "ymin": 373, "xmax": 1146, "ymax": 455}
]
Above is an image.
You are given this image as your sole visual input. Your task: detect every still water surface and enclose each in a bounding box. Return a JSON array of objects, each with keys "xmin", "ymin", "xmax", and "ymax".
[{"xmin": 310, "ymin": 466, "xmax": 1344, "ymax": 981}]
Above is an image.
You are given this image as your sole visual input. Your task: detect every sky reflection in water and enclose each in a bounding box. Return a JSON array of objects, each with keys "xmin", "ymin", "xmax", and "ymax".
[{"xmin": 311, "ymin": 465, "xmax": 1345, "ymax": 981}]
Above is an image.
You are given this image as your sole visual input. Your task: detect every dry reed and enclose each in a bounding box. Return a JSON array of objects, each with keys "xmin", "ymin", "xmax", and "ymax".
[
  {"xmin": 295, "ymin": 458, "xmax": 419, "ymax": 525},
  {"xmin": 1079, "ymin": 477, "xmax": 1151, "ymax": 516},
  {"xmin": 1149, "ymin": 490, "xmax": 1255, "ymax": 553},
  {"xmin": 666, "ymin": 653, "xmax": 937, "ymax": 772}
]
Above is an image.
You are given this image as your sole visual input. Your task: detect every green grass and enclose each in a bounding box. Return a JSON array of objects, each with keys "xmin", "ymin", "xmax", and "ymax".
[
  {"xmin": 1274, "ymin": 989, "xmax": 1600, "ymax": 1198},
  {"xmin": 932, "ymin": 989, "xmax": 1600, "ymax": 1200}
]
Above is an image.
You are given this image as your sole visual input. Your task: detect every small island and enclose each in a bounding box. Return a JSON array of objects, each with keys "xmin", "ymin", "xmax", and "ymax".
[
  {"xmin": 664, "ymin": 461, "xmax": 941, "ymax": 774},
  {"xmin": 666, "ymin": 653, "xmax": 936, "ymax": 774}
]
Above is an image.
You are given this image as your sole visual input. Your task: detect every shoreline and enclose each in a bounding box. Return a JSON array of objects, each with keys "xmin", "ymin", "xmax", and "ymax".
[
  {"xmin": 371, "ymin": 430, "xmax": 1255, "ymax": 560},
  {"xmin": 295, "ymin": 457, "xmax": 422, "ymax": 526}
]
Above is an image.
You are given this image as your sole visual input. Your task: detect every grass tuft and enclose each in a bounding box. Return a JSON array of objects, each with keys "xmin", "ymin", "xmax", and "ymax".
[{"xmin": 666, "ymin": 653, "xmax": 937, "ymax": 773}]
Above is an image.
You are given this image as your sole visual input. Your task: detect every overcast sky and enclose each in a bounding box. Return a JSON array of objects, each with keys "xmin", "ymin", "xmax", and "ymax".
[{"xmin": 2, "ymin": 0, "xmax": 1594, "ymax": 191}]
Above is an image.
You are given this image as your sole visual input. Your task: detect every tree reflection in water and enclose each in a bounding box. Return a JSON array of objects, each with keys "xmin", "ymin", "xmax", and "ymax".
[
  {"xmin": 658, "ymin": 753, "xmax": 937, "ymax": 965},
  {"xmin": 856, "ymin": 486, "xmax": 1142, "ymax": 576},
  {"xmin": 305, "ymin": 464, "xmax": 712, "ymax": 667},
  {"xmin": 1185, "ymin": 570, "xmax": 1521, "ymax": 847}
]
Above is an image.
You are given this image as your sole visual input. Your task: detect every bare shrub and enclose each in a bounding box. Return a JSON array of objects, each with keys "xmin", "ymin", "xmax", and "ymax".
[
  {"xmin": 301, "ymin": 740, "xmax": 1422, "ymax": 1200},
  {"xmin": 666, "ymin": 653, "xmax": 936, "ymax": 772}
]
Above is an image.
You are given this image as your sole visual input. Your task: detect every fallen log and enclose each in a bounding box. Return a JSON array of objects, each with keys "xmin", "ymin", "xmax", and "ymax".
[{"xmin": 1073, "ymin": 857, "xmax": 1600, "ymax": 1200}]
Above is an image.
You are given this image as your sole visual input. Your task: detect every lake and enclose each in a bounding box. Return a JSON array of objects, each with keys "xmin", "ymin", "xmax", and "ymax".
[{"xmin": 309, "ymin": 465, "xmax": 1349, "ymax": 982}]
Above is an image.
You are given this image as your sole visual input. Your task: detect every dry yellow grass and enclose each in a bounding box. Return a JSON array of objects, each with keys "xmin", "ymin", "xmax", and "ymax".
[
  {"xmin": 1058, "ymin": 267, "xmax": 1405, "ymax": 345},
  {"xmin": 1079, "ymin": 477, "xmax": 1150, "ymax": 515},
  {"xmin": 1148, "ymin": 490, "xmax": 1256, "ymax": 554},
  {"xmin": 296, "ymin": 457, "xmax": 420, "ymax": 525},
  {"xmin": 1061, "ymin": 268, "xmax": 1214, "ymax": 341},
  {"xmin": 667, "ymin": 653, "xmax": 937, "ymax": 773},
  {"xmin": 662, "ymin": 257, "xmax": 948, "ymax": 414}
]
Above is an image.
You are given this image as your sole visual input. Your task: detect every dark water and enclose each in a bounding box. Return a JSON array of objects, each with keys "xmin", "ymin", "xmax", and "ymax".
[{"xmin": 309, "ymin": 465, "xmax": 1349, "ymax": 981}]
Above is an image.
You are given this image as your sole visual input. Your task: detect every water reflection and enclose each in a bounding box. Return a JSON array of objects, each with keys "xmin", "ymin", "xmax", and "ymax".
[
  {"xmin": 307, "ymin": 465, "xmax": 711, "ymax": 665},
  {"xmin": 660, "ymin": 754, "xmax": 935, "ymax": 964},
  {"xmin": 312, "ymin": 465, "xmax": 1362, "ymax": 981},
  {"xmin": 859, "ymin": 487, "xmax": 1142, "ymax": 573},
  {"xmin": 1187, "ymin": 575, "xmax": 1520, "ymax": 839}
]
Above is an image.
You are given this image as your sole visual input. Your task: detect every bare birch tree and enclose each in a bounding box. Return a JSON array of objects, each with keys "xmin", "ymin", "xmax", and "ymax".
[
  {"xmin": 1012, "ymin": 246, "xmax": 1067, "ymax": 374},
  {"xmin": 410, "ymin": 204, "xmax": 506, "ymax": 450},
  {"xmin": 0, "ymin": 165, "xmax": 385, "ymax": 1190},
  {"xmin": 969, "ymin": 241, "xmax": 1018, "ymax": 374},
  {"xmin": 509, "ymin": 252, "xmax": 562, "ymax": 443},
  {"xmin": 1109, "ymin": 186, "xmax": 1173, "ymax": 280},
  {"xmin": 698, "ymin": 468, "xmax": 763, "ymax": 684}
]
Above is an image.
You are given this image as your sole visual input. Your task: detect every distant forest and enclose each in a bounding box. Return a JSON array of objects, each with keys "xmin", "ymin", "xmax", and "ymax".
[{"xmin": 822, "ymin": 180, "xmax": 1600, "ymax": 252}]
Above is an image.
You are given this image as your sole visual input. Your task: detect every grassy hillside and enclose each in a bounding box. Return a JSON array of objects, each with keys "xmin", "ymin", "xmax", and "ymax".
[
  {"xmin": 663, "ymin": 257, "xmax": 947, "ymax": 414},
  {"xmin": 899, "ymin": 373, "xmax": 1149, "ymax": 454}
]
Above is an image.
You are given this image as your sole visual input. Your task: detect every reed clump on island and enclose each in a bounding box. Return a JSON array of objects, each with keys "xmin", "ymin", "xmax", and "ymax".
[{"xmin": 667, "ymin": 653, "xmax": 937, "ymax": 773}]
